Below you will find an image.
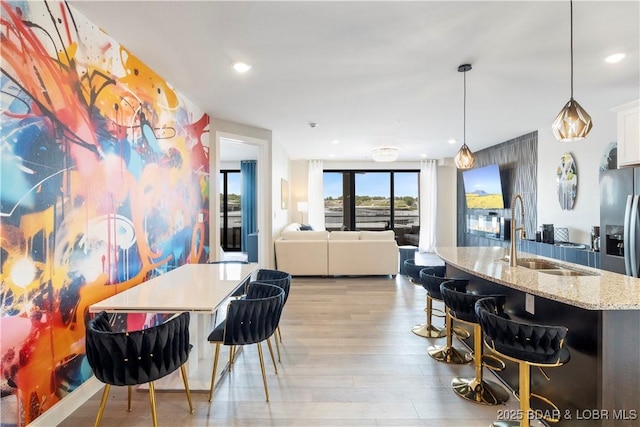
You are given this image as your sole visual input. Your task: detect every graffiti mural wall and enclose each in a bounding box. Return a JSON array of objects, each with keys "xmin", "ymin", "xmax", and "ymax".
[{"xmin": 0, "ymin": 0, "xmax": 210, "ymax": 424}]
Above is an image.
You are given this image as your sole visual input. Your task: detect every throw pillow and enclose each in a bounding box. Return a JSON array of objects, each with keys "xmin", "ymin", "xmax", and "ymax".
[{"xmin": 299, "ymin": 224, "xmax": 314, "ymax": 231}]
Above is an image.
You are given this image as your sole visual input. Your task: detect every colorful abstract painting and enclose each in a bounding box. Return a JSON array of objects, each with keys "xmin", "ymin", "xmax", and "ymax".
[{"xmin": 0, "ymin": 1, "xmax": 210, "ymax": 424}]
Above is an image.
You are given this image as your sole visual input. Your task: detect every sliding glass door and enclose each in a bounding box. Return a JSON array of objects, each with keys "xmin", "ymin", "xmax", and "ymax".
[
  {"xmin": 323, "ymin": 170, "xmax": 419, "ymax": 244},
  {"xmin": 220, "ymin": 170, "xmax": 241, "ymax": 251}
]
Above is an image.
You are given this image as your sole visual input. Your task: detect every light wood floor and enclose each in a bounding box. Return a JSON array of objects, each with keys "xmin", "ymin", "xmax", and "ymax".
[{"xmin": 60, "ymin": 273, "xmax": 519, "ymax": 426}]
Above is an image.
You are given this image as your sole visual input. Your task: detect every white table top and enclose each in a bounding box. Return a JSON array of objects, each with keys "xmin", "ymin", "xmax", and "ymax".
[{"xmin": 89, "ymin": 263, "xmax": 258, "ymax": 313}]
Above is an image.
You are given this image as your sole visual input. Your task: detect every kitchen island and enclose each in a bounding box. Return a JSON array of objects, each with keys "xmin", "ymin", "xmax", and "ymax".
[{"xmin": 435, "ymin": 246, "xmax": 640, "ymax": 427}]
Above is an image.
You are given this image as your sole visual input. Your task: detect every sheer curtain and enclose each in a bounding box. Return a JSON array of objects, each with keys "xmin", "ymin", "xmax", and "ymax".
[
  {"xmin": 240, "ymin": 160, "xmax": 257, "ymax": 251},
  {"xmin": 307, "ymin": 160, "xmax": 325, "ymax": 230},
  {"xmin": 419, "ymin": 160, "xmax": 437, "ymax": 253}
]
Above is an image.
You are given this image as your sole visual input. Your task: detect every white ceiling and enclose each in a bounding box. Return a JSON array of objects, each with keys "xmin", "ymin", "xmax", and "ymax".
[{"xmin": 69, "ymin": 0, "xmax": 640, "ymax": 162}]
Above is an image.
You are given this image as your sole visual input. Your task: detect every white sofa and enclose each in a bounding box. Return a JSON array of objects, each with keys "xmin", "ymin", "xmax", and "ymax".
[{"xmin": 274, "ymin": 226, "xmax": 399, "ymax": 276}]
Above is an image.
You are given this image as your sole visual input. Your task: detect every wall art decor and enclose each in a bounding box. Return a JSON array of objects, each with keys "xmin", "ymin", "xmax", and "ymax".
[
  {"xmin": 0, "ymin": 1, "xmax": 210, "ymax": 424},
  {"xmin": 557, "ymin": 152, "xmax": 578, "ymax": 210}
]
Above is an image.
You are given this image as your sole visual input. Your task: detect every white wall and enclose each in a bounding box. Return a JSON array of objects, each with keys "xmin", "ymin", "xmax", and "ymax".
[
  {"xmin": 272, "ymin": 142, "xmax": 291, "ymax": 244},
  {"xmin": 290, "ymin": 160, "xmax": 309, "ymax": 224},
  {"xmin": 536, "ymin": 103, "xmax": 618, "ymax": 245}
]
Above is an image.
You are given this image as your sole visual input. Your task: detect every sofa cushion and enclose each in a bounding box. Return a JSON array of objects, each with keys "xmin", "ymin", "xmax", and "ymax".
[
  {"xmin": 283, "ymin": 223, "xmax": 301, "ymax": 232},
  {"xmin": 281, "ymin": 230, "xmax": 329, "ymax": 240},
  {"xmin": 360, "ymin": 230, "xmax": 395, "ymax": 240},
  {"xmin": 329, "ymin": 231, "xmax": 360, "ymax": 240}
]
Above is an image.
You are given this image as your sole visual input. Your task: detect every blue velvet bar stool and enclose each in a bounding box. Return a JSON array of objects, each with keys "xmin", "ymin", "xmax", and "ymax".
[
  {"xmin": 411, "ymin": 265, "xmax": 447, "ymax": 338},
  {"xmin": 425, "ymin": 275, "xmax": 472, "ymax": 364},
  {"xmin": 475, "ymin": 297, "xmax": 571, "ymax": 427},
  {"xmin": 403, "ymin": 258, "xmax": 425, "ymax": 283},
  {"xmin": 440, "ymin": 282, "xmax": 509, "ymax": 405}
]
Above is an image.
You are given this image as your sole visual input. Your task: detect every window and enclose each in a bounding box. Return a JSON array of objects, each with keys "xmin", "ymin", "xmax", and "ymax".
[
  {"xmin": 323, "ymin": 170, "xmax": 419, "ymax": 244},
  {"xmin": 323, "ymin": 172, "xmax": 343, "ymax": 231},
  {"xmin": 355, "ymin": 172, "xmax": 390, "ymax": 230}
]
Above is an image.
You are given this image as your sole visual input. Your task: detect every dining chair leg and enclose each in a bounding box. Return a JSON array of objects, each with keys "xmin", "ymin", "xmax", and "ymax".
[
  {"xmin": 266, "ymin": 337, "xmax": 278, "ymax": 374},
  {"xmin": 180, "ymin": 364, "xmax": 195, "ymax": 413},
  {"xmin": 273, "ymin": 333, "xmax": 282, "ymax": 362},
  {"xmin": 256, "ymin": 342, "xmax": 270, "ymax": 402},
  {"xmin": 209, "ymin": 343, "xmax": 221, "ymax": 402},
  {"xmin": 277, "ymin": 325, "xmax": 283, "ymax": 343},
  {"xmin": 127, "ymin": 385, "xmax": 132, "ymax": 412},
  {"xmin": 94, "ymin": 384, "xmax": 110, "ymax": 427},
  {"xmin": 148, "ymin": 381, "xmax": 158, "ymax": 427},
  {"xmin": 229, "ymin": 345, "xmax": 235, "ymax": 371}
]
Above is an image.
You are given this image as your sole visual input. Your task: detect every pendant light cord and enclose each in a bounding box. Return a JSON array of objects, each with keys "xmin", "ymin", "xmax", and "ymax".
[
  {"xmin": 570, "ymin": 0, "xmax": 574, "ymax": 99},
  {"xmin": 463, "ymin": 69, "xmax": 467, "ymax": 145}
]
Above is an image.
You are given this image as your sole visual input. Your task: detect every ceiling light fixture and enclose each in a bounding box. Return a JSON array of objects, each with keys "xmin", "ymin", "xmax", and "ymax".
[
  {"xmin": 552, "ymin": 0, "xmax": 593, "ymax": 141},
  {"xmin": 454, "ymin": 64, "xmax": 475, "ymax": 170},
  {"xmin": 605, "ymin": 53, "xmax": 626, "ymax": 64},
  {"xmin": 372, "ymin": 147, "xmax": 399, "ymax": 162},
  {"xmin": 232, "ymin": 62, "xmax": 252, "ymax": 73}
]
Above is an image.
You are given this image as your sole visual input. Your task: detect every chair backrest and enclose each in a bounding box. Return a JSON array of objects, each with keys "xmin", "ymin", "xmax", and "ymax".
[
  {"xmin": 255, "ymin": 269, "xmax": 291, "ymax": 303},
  {"xmin": 475, "ymin": 297, "xmax": 569, "ymax": 365},
  {"xmin": 86, "ymin": 311, "xmax": 190, "ymax": 386},
  {"xmin": 421, "ymin": 265, "xmax": 446, "ymax": 278},
  {"xmin": 419, "ymin": 271, "xmax": 467, "ymax": 300},
  {"xmin": 440, "ymin": 281, "xmax": 505, "ymax": 324},
  {"xmin": 222, "ymin": 282, "xmax": 285, "ymax": 346}
]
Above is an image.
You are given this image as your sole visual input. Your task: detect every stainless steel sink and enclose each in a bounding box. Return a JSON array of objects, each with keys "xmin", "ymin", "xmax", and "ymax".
[
  {"xmin": 503, "ymin": 258, "xmax": 600, "ymax": 276},
  {"xmin": 516, "ymin": 260, "xmax": 558, "ymax": 270},
  {"xmin": 540, "ymin": 269, "xmax": 597, "ymax": 277}
]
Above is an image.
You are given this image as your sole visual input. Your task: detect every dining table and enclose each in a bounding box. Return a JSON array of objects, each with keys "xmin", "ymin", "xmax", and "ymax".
[{"xmin": 89, "ymin": 262, "xmax": 259, "ymax": 391}]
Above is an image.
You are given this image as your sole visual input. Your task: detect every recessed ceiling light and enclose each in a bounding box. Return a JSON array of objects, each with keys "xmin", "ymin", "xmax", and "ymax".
[
  {"xmin": 421, "ymin": 153, "xmax": 428, "ymax": 158},
  {"xmin": 331, "ymin": 140, "xmax": 340, "ymax": 144},
  {"xmin": 604, "ymin": 53, "xmax": 626, "ymax": 64},
  {"xmin": 232, "ymin": 62, "xmax": 252, "ymax": 73},
  {"xmin": 447, "ymin": 139, "xmax": 457, "ymax": 145}
]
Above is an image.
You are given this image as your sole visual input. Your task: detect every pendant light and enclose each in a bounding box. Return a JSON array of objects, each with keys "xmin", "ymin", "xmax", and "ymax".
[
  {"xmin": 455, "ymin": 64, "xmax": 475, "ymax": 169},
  {"xmin": 552, "ymin": 0, "xmax": 593, "ymax": 141}
]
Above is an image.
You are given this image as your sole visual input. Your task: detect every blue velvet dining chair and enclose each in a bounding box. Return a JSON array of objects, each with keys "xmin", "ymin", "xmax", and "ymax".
[
  {"xmin": 208, "ymin": 282, "xmax": 285, "ymax": 402},
  {"xmin": 85, "ymin": 311, "xmax": 194, "ymax": 427}
]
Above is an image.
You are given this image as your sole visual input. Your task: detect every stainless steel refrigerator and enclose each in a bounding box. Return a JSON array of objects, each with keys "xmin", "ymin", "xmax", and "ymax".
[{"xmin": 600, "ymin": 167, "xmax": 640, "ymax": 275}]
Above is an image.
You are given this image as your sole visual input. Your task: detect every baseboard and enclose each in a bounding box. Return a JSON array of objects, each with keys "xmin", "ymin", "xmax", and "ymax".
[{"xmin": 27, "ymin": 377, "xmax": 102, "ymax": 427}]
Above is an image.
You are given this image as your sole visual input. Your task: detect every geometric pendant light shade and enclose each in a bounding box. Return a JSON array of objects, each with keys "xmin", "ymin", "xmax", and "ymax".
[
  {"xmin": 552, "ymin": 0, "xmax": 593, "ymax": 141},
  {"xmin": 455, "ymin": 64, "xmax": 475, "ymax": 169},
  {"xmin": 552, "ymin": 98, "xmax": 593, "ymax": 141}
]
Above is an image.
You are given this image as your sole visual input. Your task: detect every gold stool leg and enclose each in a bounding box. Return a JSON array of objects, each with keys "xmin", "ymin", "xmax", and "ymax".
[
  {"xmin": 428, "ymin": 309, "xmax": 472, "ymax": 364},
  {"xmin": 127, "ymin": 385, "xmax": 132, "ymax": 412},
  {"xmin": 491, "ymin": 361, "xmax": 531, "ymax": 427},
  {"xmin": 94, "ymin": 384, "xmax": 110, "ymax": 427},
  {"xmin": 412, "ymin": 295, "xmax": 446, "ymax": 338},
  {"xmin": 451, "ymin": 324, "xmax": 509, "ymax": 405}
]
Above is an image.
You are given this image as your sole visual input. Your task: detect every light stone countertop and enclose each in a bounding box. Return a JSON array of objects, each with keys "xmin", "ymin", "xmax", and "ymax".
[{"xmin": 435, "ymin": 246, "xmax": 640, "ymax": 311}]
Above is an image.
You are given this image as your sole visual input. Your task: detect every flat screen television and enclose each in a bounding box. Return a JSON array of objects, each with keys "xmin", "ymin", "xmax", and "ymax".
[{"xmin": 462, "ymin": 164, "xmax": 505, "ymax": 209}]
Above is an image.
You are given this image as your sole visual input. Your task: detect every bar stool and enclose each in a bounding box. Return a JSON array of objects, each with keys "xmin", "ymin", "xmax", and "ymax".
[
  {"xmin": 403, "ymin": 258, "xmax": 426, "ymax": 283},
  {"xmin": 411, "ymin": 265, "xmax": 446, "ymax": 338},
  {"xmin": 440, "ymin": 282, "xmax": 509, "ymax": 405},
  {"xmin": 475, "ymin": 297, "xmax": 571, "ymax": 427},
  {"xmin": 425, "ymin": 276, "xmax": 472, "ymax": 364}
]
